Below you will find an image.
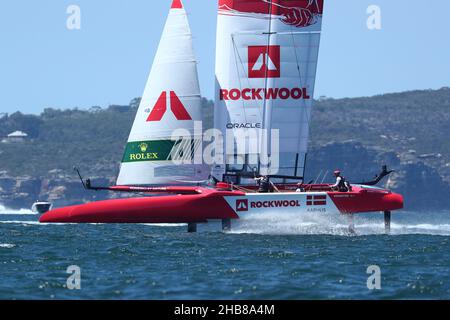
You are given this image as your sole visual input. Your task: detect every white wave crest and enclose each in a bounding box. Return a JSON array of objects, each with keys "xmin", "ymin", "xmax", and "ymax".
[
  {"xmin": 0, "ymin": 243, "xmax": 15, "ymax": 248},
  {"xmin": 0, "ymin": 204, "xmax": 34, "ymax": 215},
  {"xmin": 144, "ymin": 223, "xmax": 187, "ymax": 227},
  {"xmin": 0, "ymin": 220, "xmax": 41, "ymax": 225}
]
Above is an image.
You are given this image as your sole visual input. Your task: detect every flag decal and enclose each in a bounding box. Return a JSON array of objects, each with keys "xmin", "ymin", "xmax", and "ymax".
[{"xmin": 307, "ymin": 195, "xmax": 327, "ymax": 206}]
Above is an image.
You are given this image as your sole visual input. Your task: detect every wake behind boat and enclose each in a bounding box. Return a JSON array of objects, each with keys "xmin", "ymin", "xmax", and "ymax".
[{"xmin": 40, "ymin": 0, "xmax": 403, "ymax": 233}]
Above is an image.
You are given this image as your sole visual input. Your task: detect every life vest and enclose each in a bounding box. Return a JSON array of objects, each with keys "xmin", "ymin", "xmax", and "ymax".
[{"xmin": 337, "ymin": 176, "xmax": 349, "ymax": 192}]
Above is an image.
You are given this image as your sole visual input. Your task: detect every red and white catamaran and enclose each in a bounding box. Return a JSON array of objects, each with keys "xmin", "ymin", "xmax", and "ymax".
[{"xmin": 40, "ymin": 0, "xmax": 403, "ymax": 233}]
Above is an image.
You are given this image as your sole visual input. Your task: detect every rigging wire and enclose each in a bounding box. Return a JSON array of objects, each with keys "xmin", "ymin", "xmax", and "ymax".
[
  {"xmin": 288, "ymin": 23, "xmax": 321, "ymax": 179},
  {"xmin": 258, "ymin": 0, "xmax": 275, "ymax": 175}
]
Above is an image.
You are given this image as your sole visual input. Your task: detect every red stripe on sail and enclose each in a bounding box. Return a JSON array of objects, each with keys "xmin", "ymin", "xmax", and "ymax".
[
  {"xmin": 218, "ymin": 0, "xmax": 324, "ymax": 15},
  {"xmin": 147, "ymin": 92, "xmax": 167, "ymax": 122},
  {"xmin": 171, "ymin": 0, "xmax": 183, "ymax": 9},
  {"xmin": 218, "ymin": 0, "xmax": 323, "ymax": 28}
]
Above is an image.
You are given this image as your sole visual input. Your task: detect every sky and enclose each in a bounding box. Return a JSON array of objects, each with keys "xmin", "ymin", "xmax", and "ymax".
[{"xmin": 0, "ymin": 0, "xmax": 449, "ymax": 114}]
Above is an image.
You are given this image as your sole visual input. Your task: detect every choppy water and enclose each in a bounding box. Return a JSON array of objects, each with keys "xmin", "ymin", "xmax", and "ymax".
[{"xmin": 0, "ymin": 205, "xmax": 449, "ymax": 299}]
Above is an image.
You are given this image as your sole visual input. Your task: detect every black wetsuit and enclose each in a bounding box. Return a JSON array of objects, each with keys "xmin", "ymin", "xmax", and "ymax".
[{"xmin": 258, "ymin": 178, "xmax": 271, "ymax": 193}]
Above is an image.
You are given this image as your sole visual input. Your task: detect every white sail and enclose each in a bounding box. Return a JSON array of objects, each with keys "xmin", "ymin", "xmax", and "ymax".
[
  {"xmin": 117, "ymin": 0, "xmax": 209, "ymax": 186},
  {"xmin": 214, "ymin": 0, "xmax": 324, "ymax": 181}
]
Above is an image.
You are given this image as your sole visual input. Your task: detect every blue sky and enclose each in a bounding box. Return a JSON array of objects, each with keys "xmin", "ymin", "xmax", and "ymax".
[{"xmin": 1, "ymin": 0, "xmax": 449, "ymax": 114}]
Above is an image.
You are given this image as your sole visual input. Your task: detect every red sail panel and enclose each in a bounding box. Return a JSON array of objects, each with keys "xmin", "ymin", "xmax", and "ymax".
[
  {"xmin": 170, "ymin": 91, "xmax": 192, "ymax": 120},
  {"xmin": 146, "ymin": 91, "xmax": 167, "ymax": 122},
  {"xmin": 219, "ymin": 0, "xmax": 324, "ymax": 28}
]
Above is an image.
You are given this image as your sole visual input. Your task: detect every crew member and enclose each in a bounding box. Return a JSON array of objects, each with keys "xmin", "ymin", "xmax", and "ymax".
[
  {"xmin": 255, "ymin": 176, "xmax": 271, "ymax": 193},
  {"xmin": 296, "ymin": 183, "xmax": 305, "ymax": 192},
  {"xmin": 331, "ymin": 170, "xmax": 350, "ymax": 192}
]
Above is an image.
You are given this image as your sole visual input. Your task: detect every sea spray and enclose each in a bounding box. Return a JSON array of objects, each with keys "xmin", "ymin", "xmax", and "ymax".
[
  {"xmin": 231, "ymin": 210, "xmax": 351, "ymax": 235},
  {"xmin": 230, "ymin": 210, "xmax": 450, "ymax": 236},
  {"xmin": 0, "ymin": 204, "xmax": 34, "ymax": 215}
]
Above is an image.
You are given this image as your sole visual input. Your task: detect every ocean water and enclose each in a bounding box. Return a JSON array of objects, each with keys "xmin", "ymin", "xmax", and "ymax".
[{"xmin": 0, "ymin": 206, "xmax": 449, "ymax": 300}]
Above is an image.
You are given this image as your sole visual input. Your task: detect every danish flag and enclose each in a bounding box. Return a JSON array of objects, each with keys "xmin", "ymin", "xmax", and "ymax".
[
  {"xmin": 248, "ymin": 45, "xmax": 281, "ymax": 78},
  {"xmin": 307, "ymin": 195, "xmax": 327, "ymax": 206},
  {"xmin": 146, "ymin": 91, "xmax": 192, "ymax": 122}
]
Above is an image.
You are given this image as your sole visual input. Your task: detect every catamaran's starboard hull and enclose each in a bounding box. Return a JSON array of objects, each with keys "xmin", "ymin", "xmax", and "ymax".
[{"xmin": 39, "ymin": 186, "xmax": 403, "ymax": 224}]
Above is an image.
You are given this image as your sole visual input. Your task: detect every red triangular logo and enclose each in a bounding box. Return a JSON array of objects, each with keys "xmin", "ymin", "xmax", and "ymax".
[
  {"xmin": 170, "ymin": 91, "xmax": 192, "ymax": 121},
  {"xmin": 248, "ymin": 45, "xmax": 280, "ymax": 78},
  {"xmin": 236, "ymin": 199, "xmax": 249, "ymax": 212},
  {"xmin": 146, "ymin": 92, "xmax": 167, "ymax": 122},
  {"xmin": 146, "ymin": 91, "xmax": 192, "ymax": 122}
]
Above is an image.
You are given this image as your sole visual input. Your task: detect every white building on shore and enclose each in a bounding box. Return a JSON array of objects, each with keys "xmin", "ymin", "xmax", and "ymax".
[{"xmin": 2, "ymin": 131, "xmax": 28, "ymax": 143}]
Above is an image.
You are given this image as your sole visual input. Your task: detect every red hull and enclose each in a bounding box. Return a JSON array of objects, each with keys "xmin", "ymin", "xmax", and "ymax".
[{"xmin": 39, "ymin": 185, "xmax": 403, "ymax": 224}]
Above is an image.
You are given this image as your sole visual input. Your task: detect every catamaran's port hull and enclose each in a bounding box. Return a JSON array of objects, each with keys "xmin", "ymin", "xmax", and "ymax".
[{"xmin": 39, "ymin": 186, "xmax": 403, "ymax": 224}]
